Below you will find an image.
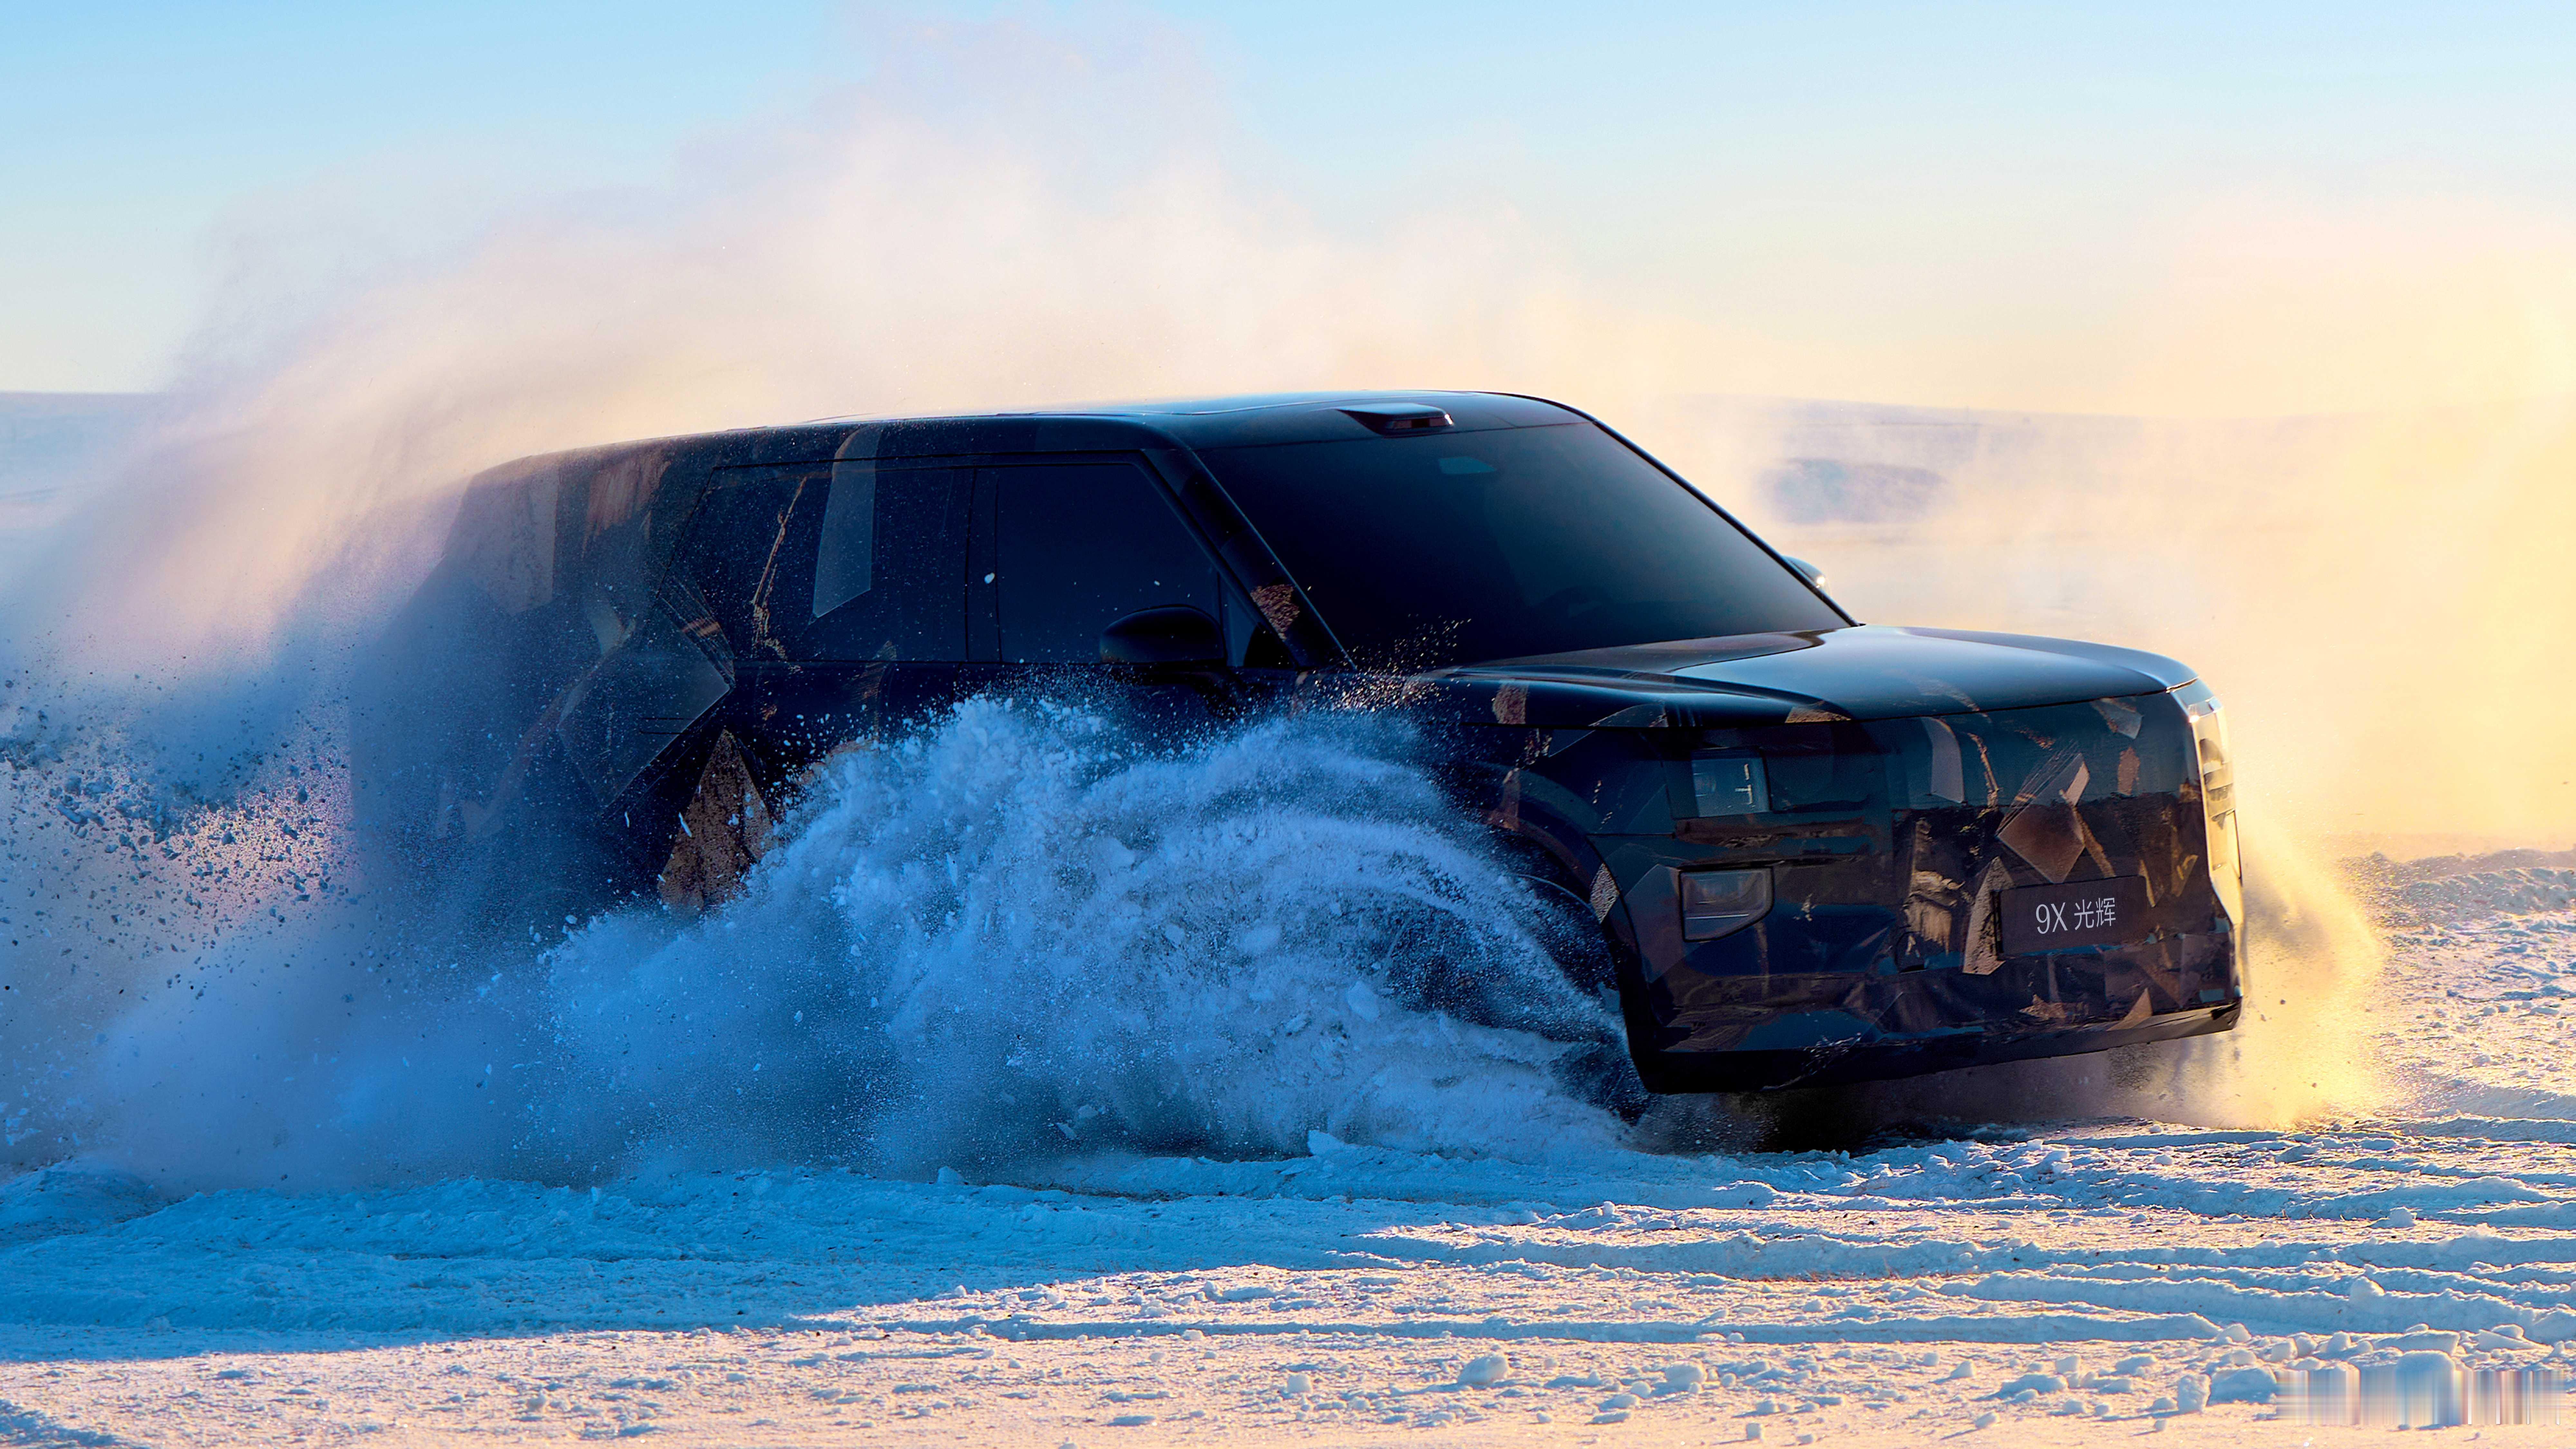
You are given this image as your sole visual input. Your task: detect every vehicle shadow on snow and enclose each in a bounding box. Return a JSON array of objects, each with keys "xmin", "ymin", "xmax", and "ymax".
[
  {"xmin": 1637, "ymin": 1035, "xmax": 2217, "ymax": 1155},
  {"xmin": 0, "ymin": 1044, "xmax": 2226, "ymax": 1366},
  {"xmin": 0, "ymin": 1167, "xmax": 1767, "ymax": 1364}
]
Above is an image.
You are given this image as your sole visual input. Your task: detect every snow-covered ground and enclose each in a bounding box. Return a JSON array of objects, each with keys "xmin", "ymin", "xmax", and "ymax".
[{"xmin": 0, "ymin": 858, "xmax": 2569, "ymax": 1445}]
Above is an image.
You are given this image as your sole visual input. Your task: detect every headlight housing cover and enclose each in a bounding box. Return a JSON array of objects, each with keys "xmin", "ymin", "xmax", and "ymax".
[{"xmin": 2179, "ymin": 684, "xmax": 2244, "ymax": 928}]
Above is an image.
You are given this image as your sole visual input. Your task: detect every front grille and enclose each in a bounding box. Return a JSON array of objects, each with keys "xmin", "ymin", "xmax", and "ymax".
[{"xmin": 1646, "ymin": 693, "xmax": 2237, "ymax": 1059}]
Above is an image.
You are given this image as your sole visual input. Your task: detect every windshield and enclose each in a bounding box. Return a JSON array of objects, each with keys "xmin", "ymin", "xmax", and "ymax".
[{"xmin": 1202, "ymin": 422, "xmax": 1844, "ymax": 667}]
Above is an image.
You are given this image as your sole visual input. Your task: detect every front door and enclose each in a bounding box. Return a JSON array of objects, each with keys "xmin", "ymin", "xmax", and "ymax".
[{"xmin": 966, "ymin": 458, "xmax": 1239, "ymax": 734}]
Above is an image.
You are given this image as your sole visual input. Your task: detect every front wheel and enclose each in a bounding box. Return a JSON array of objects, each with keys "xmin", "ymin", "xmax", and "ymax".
[{"xmin": 1493, "ymin": 838, "xmax": 1653, "ymax": 1118}]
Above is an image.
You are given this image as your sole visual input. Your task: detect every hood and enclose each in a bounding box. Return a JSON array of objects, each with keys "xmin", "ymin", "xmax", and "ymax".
[{"xmin": 1424, "ymin": 624, "xmax": 2193, "ymax": 729}]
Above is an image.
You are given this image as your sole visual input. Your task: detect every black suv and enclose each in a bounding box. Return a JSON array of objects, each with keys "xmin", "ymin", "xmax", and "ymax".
[{"xmin": 357, "ymin": 391, "xmax": 2242, "ymax": 1093}]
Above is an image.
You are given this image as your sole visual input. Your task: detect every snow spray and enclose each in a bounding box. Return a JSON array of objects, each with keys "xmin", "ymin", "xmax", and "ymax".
[{"xmin": 1, "ymin": 683, "xmax": 1633, "ymax": 1189}]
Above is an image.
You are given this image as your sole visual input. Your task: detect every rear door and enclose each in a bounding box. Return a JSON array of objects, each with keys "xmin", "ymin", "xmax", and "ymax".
[{"xmin": 652, "ymin": 459, "xmax": 971, "ymax": 901}]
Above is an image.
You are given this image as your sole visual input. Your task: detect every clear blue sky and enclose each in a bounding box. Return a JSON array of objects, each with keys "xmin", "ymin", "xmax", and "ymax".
[{"xmin": 9, "ymin": 1, "xmax": 2575, "ymax": 399}]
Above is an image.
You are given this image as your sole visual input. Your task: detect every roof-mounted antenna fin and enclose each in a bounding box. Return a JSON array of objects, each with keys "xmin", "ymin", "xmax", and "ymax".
[{"xmin": 1339, "ymin": 403, "xmax": 1453, "ymax": 435}]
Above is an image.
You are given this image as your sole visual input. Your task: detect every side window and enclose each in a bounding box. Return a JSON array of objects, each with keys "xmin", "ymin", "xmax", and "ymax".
[
  {"xmin": 990, "ymin": 462, "xmax": 1224, "ymax": 664},
  {"xmin": 669, "ymin": 463, "xmax": 968, "ymax": 662},
  {"xmin": 669, "ymin": 465, "xmax": 825, "ymax": 660},
  {"xmin": 806, "ymin": 463, "xmax": 969, "ymax": 661}
]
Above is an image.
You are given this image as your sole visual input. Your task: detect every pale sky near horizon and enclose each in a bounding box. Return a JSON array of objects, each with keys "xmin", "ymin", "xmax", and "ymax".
[{"xmin": 9, "ymin": 2, "xmax": 2576, "ymax": 411}]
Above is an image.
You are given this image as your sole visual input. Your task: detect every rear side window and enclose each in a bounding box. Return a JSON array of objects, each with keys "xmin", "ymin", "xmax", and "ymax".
[
  {"xmin": 989, "ymin": 461, "xmax": 1223, "ymax": 663},
  {"xmin": 809, "ymin": 462, "xmax": 969, "ymax": 661},
  {"xmin": 671, "ymin": 463, "xmax": 968, "ymax": 662}
]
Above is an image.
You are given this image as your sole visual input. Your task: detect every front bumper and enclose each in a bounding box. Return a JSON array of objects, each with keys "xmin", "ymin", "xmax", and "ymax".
[
  {"xmin": 1496, "ymin": 691, "xmax": 2243, "ymax": 1093},
  {"xmin": 1627, "ymin": 969, "xmax": 2240, "ymax": 1093}
]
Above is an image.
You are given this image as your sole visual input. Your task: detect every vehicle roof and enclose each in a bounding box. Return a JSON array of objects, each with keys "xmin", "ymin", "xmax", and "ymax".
[
  {"xmin": 468, "ymin": 391, "xmax": 1593, "ymax": 485},
  {"xmin": 821, "ymin": 389, "xmax": 1586, "ymax": 458}
]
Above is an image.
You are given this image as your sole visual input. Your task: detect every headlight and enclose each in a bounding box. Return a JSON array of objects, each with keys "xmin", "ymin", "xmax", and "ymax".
[
  {"xmin": 1690, "ymin": 754, "xmax": 1769, "ymax": 816},
  {"xmin": 2182, "ymin": 691, "xmax": 2244, "ymax": 927},
  {"xmin": 1680, "ymin": 867, "xmax": 1772, "ymax": 942}
]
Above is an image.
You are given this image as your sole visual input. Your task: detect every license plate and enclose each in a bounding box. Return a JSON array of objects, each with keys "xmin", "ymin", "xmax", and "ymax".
[{"xmin": 2000, "ymin": 876, "xmax": 2148, "ymax": 955}]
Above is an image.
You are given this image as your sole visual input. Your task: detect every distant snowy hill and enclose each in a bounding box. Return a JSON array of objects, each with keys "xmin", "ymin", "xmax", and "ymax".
[
  {"xmin": 0, "ymin": 388, "xmax": 2422, "ymax": 517},
  {"xmin": 0, "ymin": 390, "xmax": 159, "ymax": 510},
  {"xmin": 0, "ymin": 387, "xmax": 2186, "ymax": 523},
  {"xmin": 1659, "ymin": 393, "xmax": 2360, "ymax": 531}
]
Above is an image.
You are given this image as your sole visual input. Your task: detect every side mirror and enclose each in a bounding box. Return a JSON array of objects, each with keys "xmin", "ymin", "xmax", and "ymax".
[
  {"xmin": 1783, "ymin": 555, "xmax": 1827, "ymax": 589},
  {"xmin": 1099, "ymin": 605, "xmax": 1226, "ymax": 666}
]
